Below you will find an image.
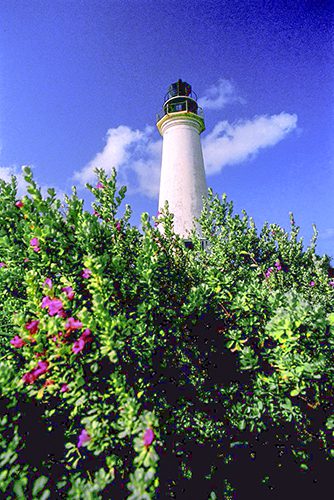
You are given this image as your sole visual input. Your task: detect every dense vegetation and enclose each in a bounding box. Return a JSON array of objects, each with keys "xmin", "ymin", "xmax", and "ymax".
[{"xmin": 0, "ymin": 167, "xmax": 333, "ymax": 499}]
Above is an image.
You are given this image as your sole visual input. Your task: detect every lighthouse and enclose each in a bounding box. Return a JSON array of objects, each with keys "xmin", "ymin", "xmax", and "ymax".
[{"xmin": 156, "ymin": 79, "xmax": 207, "ymax": 238}]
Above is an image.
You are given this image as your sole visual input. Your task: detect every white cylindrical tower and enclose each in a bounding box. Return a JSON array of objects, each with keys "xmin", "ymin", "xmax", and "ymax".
[{"xmin": 157, "ymin": 79, "xmax": 207, "ymax": 238}]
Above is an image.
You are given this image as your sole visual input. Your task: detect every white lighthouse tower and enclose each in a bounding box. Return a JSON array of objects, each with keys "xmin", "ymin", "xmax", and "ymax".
[{"xmin": 156, "ymin": 79, "xmax": 207, "ymax": 238}]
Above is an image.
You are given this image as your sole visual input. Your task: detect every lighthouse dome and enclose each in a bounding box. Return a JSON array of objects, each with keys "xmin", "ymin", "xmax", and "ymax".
[{"xmin": 157, "ymin": 79, "xmax": 204, "ymax": 124}]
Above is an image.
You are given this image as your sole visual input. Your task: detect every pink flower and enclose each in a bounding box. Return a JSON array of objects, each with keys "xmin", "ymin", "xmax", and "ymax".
[
  {"xmin": 22, "ymin": 371, "xmax": 38, "ymax": 384},
  {"xmin": 41, "ymin": 297, "xmax": 64, "ymax": 316},
  {"xmin": 93, "ymin": 210, "xmax": 101, "ymax": 217},
  {"xmin": 265, "ymin": 267, "xmax": 273, "ymax": 279},
  {"xmin": 30, "ymin": 237, "xmax": 40, "ymax": 252},
  {"xmin": 24, "ymin": 258, "xmax": 29, "ymax": 263},
  {"xmin": 34, "ymin": 360, "xmax": 49, "ymax": 376},
  {"xmin": 72, "ymin": 328, "xmax": 92, "ymax": 354},
  {"xmin": 10, "ymin": 335, "xmax": 25, "ymax": 348},
  {"xmin": 310, "ymin": 281, "xmax": 315, "ymax": 287},
  {"xmin": 43, "ymin": 278, "xmax": 53, "ymax": 289},
  {"xmin": 60, "ymin": 383, "xmax": 69, "ymax": 393},
  {"xmin": 154, "ymin": 211, "xmax": 161, "ymax": 227},
  {"xmin": 22, "ymin": 360, "xmax": 49, "ymax": 384},
  {"xmin": 30, "ymin": 237, "xmax": 39, "ymax": 246},
  {"xmin": 80, "ymin": 328, "xmax": 92, "ymax": 341},
  {"xmin": 65, "ymin": 317, "xmax": 83, "ymax": 332},
  {"xmin": 78, "ymin": 429, "xmax": 91, "ymax": 448},
  {"xmin": 143, "ymin": 428, "xmax": 155, "ymax": 447},
  {"xmin": 48, "ymin": 299, "xmax": 64, "ymax": 316},
  {"xmin": 62, "ymin": 286, "xmax": 75, "ymax": 300},
  {"xmin": 96, "ymin": 182, "xmax": 104, "ymax": 189},
  {"xmin": 15, "ymin": 200, "xmax": 24, "ymax": 208},
  {"xmin": 116, "ymin": 221, "xmax": 121, "ymax": 232},
  {"xmin": 82, "ymin": 268, "xmax": 92, "ymax": 279},
  {"xmin": 72, "ymin": 338, "xmax": 85, "ymax": 354},
  {"xmin": 41, "ymin": 296, "xmax": 52, "ymax": 308},
  {"xmin": 329, "ymin": 281, "xmax": 334, "ymax": 287},
  {"xmin": 274, "ymin": 261, "xmax": 282, "ymax": 271},
  {"xmin": 0, "ymin": 262, "xmax": 6, "ymax": 268},
  {"xmin": 57, "ymin": 309, "xmax": 67, "ymax": 318},
  {"xmin": 25, "ymin": 320, "xmax": 39, "ymax": 335}
]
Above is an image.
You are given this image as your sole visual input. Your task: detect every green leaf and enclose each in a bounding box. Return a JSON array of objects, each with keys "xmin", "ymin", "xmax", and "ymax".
[
  {"xmin": 32, "ymin": 476, "xmax": 48, "ymax": 496},
  {"xmin": 238, "ymin": 420, "xmax": 246, "ymax": 431}
]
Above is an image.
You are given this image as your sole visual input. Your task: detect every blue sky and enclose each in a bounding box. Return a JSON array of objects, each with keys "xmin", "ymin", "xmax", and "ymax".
[{"xmin": 1, "ymin": 1, "xmax": 333, "ymax": 259}]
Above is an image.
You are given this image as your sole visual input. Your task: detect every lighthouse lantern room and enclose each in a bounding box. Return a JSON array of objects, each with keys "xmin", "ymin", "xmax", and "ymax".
[{"xmin": 157, "ymin": 79, "xmax": 207, "ymax": 238}]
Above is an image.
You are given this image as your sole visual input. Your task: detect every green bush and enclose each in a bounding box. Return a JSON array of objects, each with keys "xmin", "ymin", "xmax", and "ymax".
[{"xmin": 0, "ymin": 168, "xmax": 333, "ymax": 499}]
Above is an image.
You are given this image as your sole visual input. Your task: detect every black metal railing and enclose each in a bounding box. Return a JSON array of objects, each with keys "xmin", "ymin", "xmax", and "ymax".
[{"xmin": 156, "ymin": 100, "xmax": 204, "ymax": 122}]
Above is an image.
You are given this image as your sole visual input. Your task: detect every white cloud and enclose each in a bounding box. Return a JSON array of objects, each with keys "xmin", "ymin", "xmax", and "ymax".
[
  {"xmin": 130, "ymin": 139, "xmax": 162, "ymax": 198},
  {"xmin": 198, "ymin": 78, "xmax": 245, "ymax": 110},
  {"xmin": 74, "ymin": 126, "xmax": 145, "ymax": 185},
  {"xmin": 75, "ymin": 111, "xmax": 297, "ymax": 199},
  {"xmin": 202, "ymin": 113, "xmax": 298, "ymax": 175},
  {"xmin": 74, "ymin": 125, "xmax": 162, "ymax": 198},
  {"xmin": 0, "ymin": 165, "xmax": 66, "ymax": 200},
  {"xmin": 0, "ymin": 165, "xmax": 28, "ymax": 195}
]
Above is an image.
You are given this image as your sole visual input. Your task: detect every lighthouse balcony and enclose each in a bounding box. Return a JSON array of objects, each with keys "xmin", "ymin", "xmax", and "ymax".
[{"xmin": 156, "ymin": 98, "xmax": 204, "ymax": 122}]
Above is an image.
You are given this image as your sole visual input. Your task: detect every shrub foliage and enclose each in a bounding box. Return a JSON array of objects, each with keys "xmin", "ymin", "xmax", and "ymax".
[{"xmin": 0, "ymin": 168, "xmax": 333, "ymax": 499}]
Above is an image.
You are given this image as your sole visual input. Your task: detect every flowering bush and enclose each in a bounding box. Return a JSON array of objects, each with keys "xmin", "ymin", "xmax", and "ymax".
[{"xmin": 0, "ymin": 168, "xmax": 333, "ymax": 498}]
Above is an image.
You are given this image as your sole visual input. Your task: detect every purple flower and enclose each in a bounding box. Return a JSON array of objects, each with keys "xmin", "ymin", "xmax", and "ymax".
[
  {"xmin": 143, "ymin": 428, "xmax": 155, "ymax": 447},
  {"xmin": 115, "ymin": 221, "xmax": 121, "ymax": 232},
  {"xmin": 15, "ymin": 200, "xmax": 24, "ymax": 208},
  {"xmin": 93, "ymin": 210, "xmax": 101, "ymax": 217},
  {"xmin": 34, "ymin": 360, "xmax": 49, "ymax": 376},
  {"xmin": 80, "ymin": 328, "xmax": 92, "ymax": 341},
  {"xmin": 309, "ymin": 281, "xmax": 315, "ymax": 287},
  {"xmin": 22, "ymin": 371, "xmax": 38, "ymax": 384},
  {"xmin": 82, "ymin": 268, "xmax": 92, "ymax": 279},
  {"xmin": 43, "ymin": 278, "xmax": 53, "ymax": 289},
  {"xmin": 41, "ymin": 296, "xmax": 52, "ymax": 308},
  {"xmin": 41, "ymin": 297, "xmax": 64, "ymax": 316},
  {"xmin": 30, "ymin": 237, "xmax": 40, "ymax": 252},
  {"xmin": 10, "ymin": 335, "xmax": 25, "ymax": 348},
  {"xmin": 48, "ymin": 299, "xmax": 64, "ymax": 316},
  {"xmin": 78, "ymin": 429, "xmax": 91, "ymax": 448},
  {"xmin": 265, "ymin": 267, "xmax": 273, "ymax": 279},
  {"xmin": 96, "ymin": 182, "xmax": 104, "ymax": 189},
  {"xmin": 72, "ymin": 338, "xmax": 85, "ymax": 354},
  {"xmin": 329, "ymin": 281, "xmax": 334, "ymax": 287},
  {"xmin": 71, "ymin": 329, "xmax": 93, "ymax": 355},
  {"xmin": 274, "ymin": 261, "xmax": 282, "ymax": 271},
  {"xmin": 25, "ymin": 319, "xmax": 39, "ymax": 335},
  {"xmin": 0, "ymin": 262, "xmax": 6, "ymax": 268},
  {"xmin": 22, "ymin": 360, "xmax": 49, "ymax": 384},
  {"xmin": 60, "ymin": 383, "xmax": 69, "ymax": 393},
  {"xmin": 65, "ymin": 317, "xmax": 83, "ymax": 332},
  {"xmin": 154, "ymin": 211, "xmax": 161, "ymax": 227},
  {"xmin": 62, "ymin": 286, "xmax": 75, "ymax": 300}
]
